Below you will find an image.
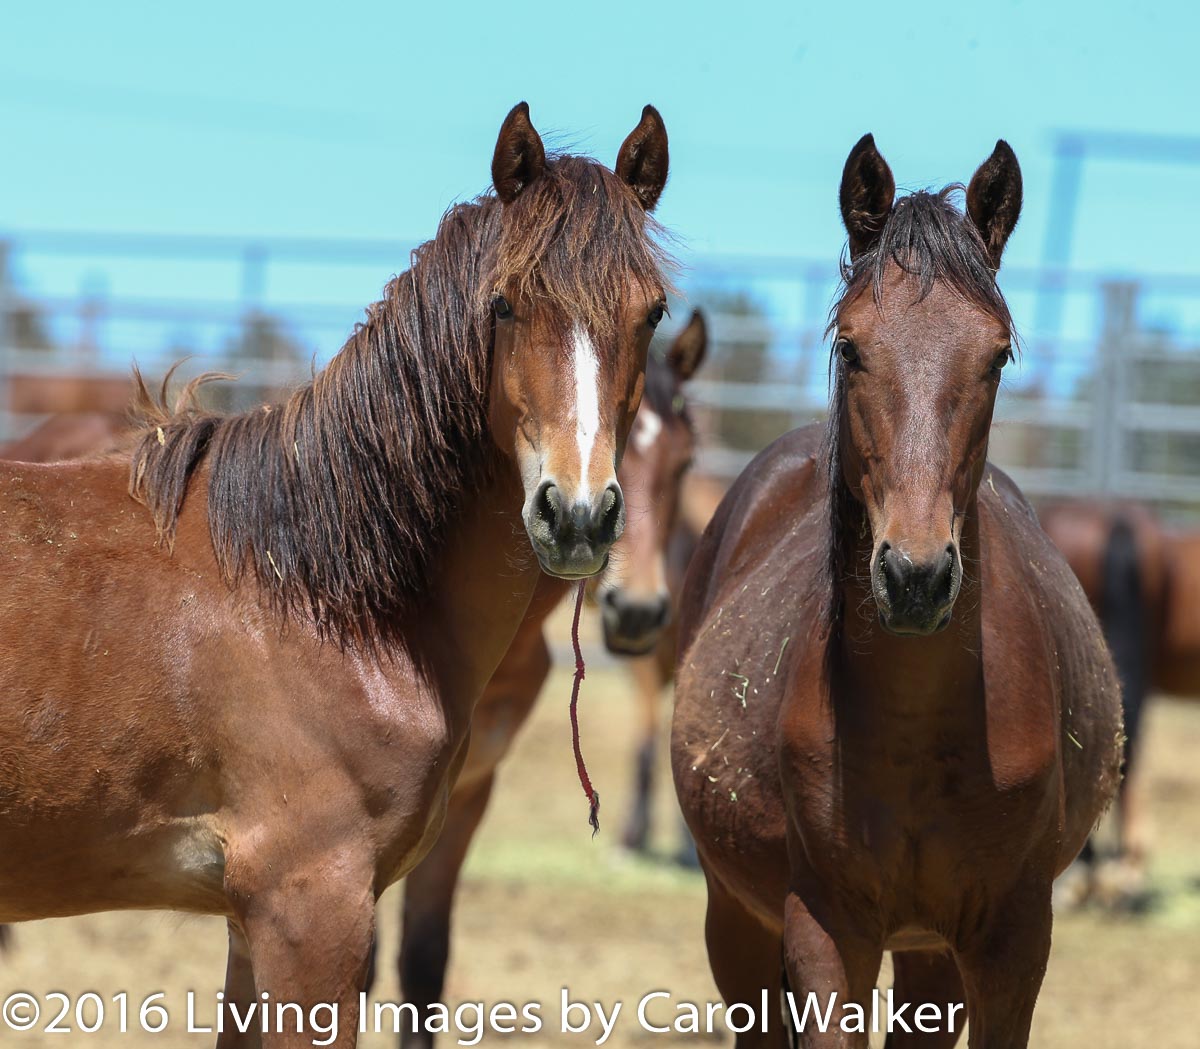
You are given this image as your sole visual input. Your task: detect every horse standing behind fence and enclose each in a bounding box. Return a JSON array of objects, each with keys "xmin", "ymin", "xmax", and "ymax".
[
  {"xmin": 0, "ymin": 101, "xmax": 673, "ymax": 1048},
  {"xmin": 672, "ymin": 136, "xmax": 1121, "ymax": 1049}
]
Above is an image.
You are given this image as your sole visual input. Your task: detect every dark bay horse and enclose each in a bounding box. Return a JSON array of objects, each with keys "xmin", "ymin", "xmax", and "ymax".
[
  {"xmin": 1041, "ymin": 500, "xmax": 1200, "ymax": 905},
  {"xmin": 394, "ymin": 314, "xmax": 706, "ymax": 1048},
  {"xmin": 672, "ymin": 136, "xmax": 1122, "ymax": 1048},
  {"xmin": 0, "ymin": 101, "xmax": 672, "ymax": 1047}
]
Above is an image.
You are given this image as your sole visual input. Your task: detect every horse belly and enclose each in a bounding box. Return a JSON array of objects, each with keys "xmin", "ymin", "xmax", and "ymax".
[
  {"xmin": 0, "ymin": 606, "xmax": 230, "ymax": 920},
  {"xmin": 0, "ymin": 816, "xmax": 228, "ymax": 921}
]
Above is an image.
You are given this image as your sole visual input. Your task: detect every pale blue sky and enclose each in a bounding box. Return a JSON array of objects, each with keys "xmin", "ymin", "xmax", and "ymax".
[{"xmin": 1, "ymin": 0, "xmax": 1198, "ymax": 339}]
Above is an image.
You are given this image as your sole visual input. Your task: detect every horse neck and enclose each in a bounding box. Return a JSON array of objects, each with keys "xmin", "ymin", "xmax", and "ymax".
[
  {"xmin": 832, "ymin": 490, "xmax": 985, "ymax": 719},
  {"xmin": 408, "ymin": 453, "xmax": 545, "ymax": 734}
]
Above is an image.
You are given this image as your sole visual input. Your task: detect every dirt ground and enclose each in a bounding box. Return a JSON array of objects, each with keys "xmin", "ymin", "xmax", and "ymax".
[{"xmin": 4, "ymin": 647, "xmax": 1200, "ymax": 1047}]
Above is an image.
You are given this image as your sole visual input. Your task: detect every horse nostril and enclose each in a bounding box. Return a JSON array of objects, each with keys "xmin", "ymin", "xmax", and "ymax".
[
  {"xmin": 932, "ymin": 545, "xmax": 957, "ymax": 603},
  {"xmin": 878, "ymin": 543, "xmax": 904, "ymax": 598},
  {"xmin": 532, "ymin": 481, "xmax": 562, "ymax": 537},
  {"xmin": 596, "ymin": 482, "xmax": 625, "ymax": 545}
]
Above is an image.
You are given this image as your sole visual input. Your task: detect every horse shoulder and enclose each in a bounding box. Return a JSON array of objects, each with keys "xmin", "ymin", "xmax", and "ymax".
[
  {"xmin": 678, "ymin": 426, "xmax": 826, "ymax": 649},
  {"xmin": 672, "ymin": 427, "xmax": 824, "ymax": 905},
  {"xmin": 977, "ymin": 467, "xmax": 1122, "ymax": 810}
]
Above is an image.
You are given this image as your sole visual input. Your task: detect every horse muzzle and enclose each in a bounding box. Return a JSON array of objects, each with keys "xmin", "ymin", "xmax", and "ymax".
[
  {"xmin": 871, "ymin": 540, "xmax": 961, "ymax": 636},
  {"xmin": 524, "ymin": 479, "xmax": 625, "ymax": 579},
  {"xmin": 599, "ymin": 586, "xmax": 670, "ymax": 655}
]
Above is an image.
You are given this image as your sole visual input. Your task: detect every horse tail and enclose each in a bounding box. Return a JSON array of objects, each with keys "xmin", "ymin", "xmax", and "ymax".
[{"xmin": 1100, "ymin": 516, "xmax": 1148, "ymax": 774}]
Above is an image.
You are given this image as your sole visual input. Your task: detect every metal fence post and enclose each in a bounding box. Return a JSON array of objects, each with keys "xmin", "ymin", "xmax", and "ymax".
[
  {"xmin": 1093, "ymin": 281, "xmax": 1138, "ymax": 494},
  {"xmin": 0, "ymin": 240, "xmax": 12, "ymax": 442}
]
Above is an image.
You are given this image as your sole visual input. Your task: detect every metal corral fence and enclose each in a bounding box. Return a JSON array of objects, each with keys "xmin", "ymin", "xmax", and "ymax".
[{"xmin": 3, "ymin": 232, "xmax": 1200, "ymax": 516}]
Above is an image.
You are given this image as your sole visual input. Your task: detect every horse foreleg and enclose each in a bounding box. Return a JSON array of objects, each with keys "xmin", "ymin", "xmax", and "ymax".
[
  {"xmin": 621, "ymin": 653, "xmax": 664, "ymax": 852},
  {"xmin": 884, "ymin": 949, "xmax": 965, "ymax": 1049},
  {"xmin": 956, "ymin": 883, "xmax": 1053, "ymax": 1049},
  {"xmin": 398, "ymin": 773, "xmax": 495, "ymax": 1049},
  {"xmin": 702, "ymin": 876, "xmax": 789, "ymax": 1049},
  {"xmin": 781, "ymin": 890, "xmax": 881, "ymax": 1049},
  {"xmin": 232, "ymin": 851, "xmax": 376, "ymax": 1049},
  {"xmin": 216, "ymin": 920, "xmax": 261, "ymax": 1049}
]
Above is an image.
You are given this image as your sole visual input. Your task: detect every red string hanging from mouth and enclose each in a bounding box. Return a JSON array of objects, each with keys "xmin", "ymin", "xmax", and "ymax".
[{"xmin": 569, "ymin": 579, "xmax": 600, "ymax": 836}]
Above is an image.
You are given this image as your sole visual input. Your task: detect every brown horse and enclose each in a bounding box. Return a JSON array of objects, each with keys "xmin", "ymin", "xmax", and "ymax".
[
  {"xmin": 0, "ymin": 410, "xmax": 128, "ymax": 462},
  {"xmin": 0, "ymin": 101, "xmax": 672, "ymax": 1047},
  {"xmin": 596, "ymin": 310, "xmax": 708, "ymax": 654},
  {"xmin": 0, "ymin": 410, "xmax": 131, "ymax": 958},
  {"xmin": 672, "ymin": 136, "xmax": 1122, "ymax": 1048},
  {"xmin": 1041, "ymin": 499, "xmax": 1200, "ymax": 905},
  {"xmin": 393, "ymin": 314, "xmax": 706, "ymax": 1048}
]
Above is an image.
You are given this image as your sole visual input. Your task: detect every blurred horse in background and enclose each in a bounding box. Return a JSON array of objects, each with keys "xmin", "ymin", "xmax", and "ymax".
[
  {"xmin": 0, "ymin": 411, "xmax": 127, "ymax": 462},
  {"xmin": 612, "ymin": 469, "xmax": 726, "ymax": 861},
  {"xmin": 1042, "ymin": 499, "xmax": 1200, "ymax": 908},
  {"xmin": 393, "ymin": 314, "xmax": 706, "ymax": 1049}
]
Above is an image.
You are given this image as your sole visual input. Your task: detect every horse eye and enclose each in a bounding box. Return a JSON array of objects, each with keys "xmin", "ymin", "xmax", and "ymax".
[
  {"xmin": 991, "ymin": 347, "xmax": 1012, "ymax": 374},
  {"xmin": 648, "ymin": 303, "xmax": 666, "ymax": 329},
  {"xmin": 836, "ymin": 337, "xmax": 859, "ymax": 366},
  {"xmin": 492, "ymin": 295, "xmax": 513, "ymax": 320}
]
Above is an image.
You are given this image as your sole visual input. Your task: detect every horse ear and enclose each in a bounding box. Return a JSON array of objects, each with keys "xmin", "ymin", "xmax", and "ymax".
[
  {"xmin": 839, "ymin": 133, "xmax": 895, "ymax": 260},
  {"xmin": 492, "ymin": 102, "xmax": 546, "ymax": 204},
  {"xmin": 967, "ymin": 140, "xmax": 1023, "ymax": 268},
  {"xmin": 616, "ymin": 105, "xmax": 669, "ymax": 212},
  {"xmin": 667, "ymin": 310, "xmax": 707, "ymax": 381}
]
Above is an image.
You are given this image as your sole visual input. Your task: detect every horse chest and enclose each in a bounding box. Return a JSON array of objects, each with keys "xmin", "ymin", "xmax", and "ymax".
[{"xmin": 784, "ymin": 697, "xmax": 1057, "ymax": 914}]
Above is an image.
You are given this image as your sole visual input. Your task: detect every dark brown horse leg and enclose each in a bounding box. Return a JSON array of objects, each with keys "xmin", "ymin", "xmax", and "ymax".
[
  {"xmin": 703, "ymin": 877, "xmax": 789, "ymax": 1049},
  {"xmin": 217, "ymin": 920, "xmax": 262, "ymax": 1049},
  {"xmin": 621, "ymin": 654, "xmax": 663, "ymax": 852},
  {"xmin": 398, "ymin": 774, "xmax": 495, "ymax": 1049},
  {"xmin": 781, "ymin": 891, "xmax": 881, "ymax": 1049},
  {"xmin": 235, "ymin": 856, "xmax": 376, "ymax": 1049},
  {"xmin": 956, "ymin": 888, "xmax": 1052, "ymax": 1049},
  {"xmin": 884, "ymin": 950, "xmax": 965, "ymax": 1049}
]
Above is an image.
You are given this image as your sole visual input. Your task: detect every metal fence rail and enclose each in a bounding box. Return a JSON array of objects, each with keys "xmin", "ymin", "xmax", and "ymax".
[{"xmin": 3, "ymin": 231, "xmax": 1200, "ymax": 515}]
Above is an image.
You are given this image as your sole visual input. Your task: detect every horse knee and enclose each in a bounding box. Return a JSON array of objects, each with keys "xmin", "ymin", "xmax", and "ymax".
[{"xmin": 229, "ymin": 852, "xmax": 378, "ymax": 1032}]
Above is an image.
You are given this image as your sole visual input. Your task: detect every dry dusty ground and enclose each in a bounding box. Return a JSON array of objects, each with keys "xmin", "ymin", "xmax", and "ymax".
[{"xmin": 4, "ymin": 647, "xmax": 1200, "ymax": 1047}]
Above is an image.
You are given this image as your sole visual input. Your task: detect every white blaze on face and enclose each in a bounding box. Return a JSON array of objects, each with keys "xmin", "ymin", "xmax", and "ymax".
[
  {"xmin": 633, "ymin": 407, "xmax": 663, "ymax": 455},
  {"xmin": 571, "ymin": 322, "xmax": 601, "ymax": 498}
]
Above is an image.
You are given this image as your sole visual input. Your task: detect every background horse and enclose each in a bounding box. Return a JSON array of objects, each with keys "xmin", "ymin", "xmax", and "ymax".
[
  {"xmin": 1042, "ymin": 499, "xmax": 1200, "ymax": 906},
  {"xmin": 0, "ymin": 101, "xmax": 672, "ymax": 1047},
  {"xmin": 672, "ymin": 136, "xmax": 1121, "ymax": 1048},
  {"xmin": 0, "ymin": 410, "xmax": 128, "ymax": 462},
  {"xmin": 392, "ymin": 314, "xmax": 705, "ymax": 1048},
  {"xmin": 600, "ymin": 312, "xmax": 718, "ymax": 864}
]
